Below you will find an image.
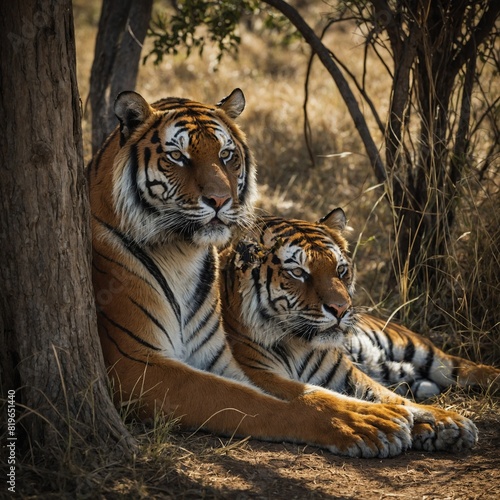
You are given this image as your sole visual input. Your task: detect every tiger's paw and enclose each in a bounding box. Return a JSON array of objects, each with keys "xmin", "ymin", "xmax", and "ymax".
[
  {"xmin": 326, "ymin": 403, "xmax": 414, "ymax": 458},
  {"xmin": 410, "ymin": 406, "xmax": 478, "ymax": 452}
]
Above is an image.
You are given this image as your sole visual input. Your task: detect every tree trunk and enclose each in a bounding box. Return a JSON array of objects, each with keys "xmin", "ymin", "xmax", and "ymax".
[
  {"xmin": 0, "ymin": 0, "xmax": 136, "ymax": 464},
  {"xmin": 89, "ymin": 0, "xmax": 153, "ymax": 154}
]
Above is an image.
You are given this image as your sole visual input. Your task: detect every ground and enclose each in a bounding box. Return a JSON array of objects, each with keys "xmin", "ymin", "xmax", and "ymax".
[
  {"xmin": 16, "ymin": 394, "xmax": 500, "ymax": 498},
  {"xmin": 85, "ymin": 391, "xmax": 498, "ymax": 500},
  {"xmin": 121, "ymin": 408, "xmax": 500, "ymax": 499}
]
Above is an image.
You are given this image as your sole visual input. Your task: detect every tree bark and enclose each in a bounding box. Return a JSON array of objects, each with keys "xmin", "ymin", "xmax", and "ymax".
[
  {"xmin": 0, "ymin": 0, "xmax": 136, "ymax": 461},
  {"xmin": 89, "ymin": 0, "xmax": 153, "ymax": 154}
]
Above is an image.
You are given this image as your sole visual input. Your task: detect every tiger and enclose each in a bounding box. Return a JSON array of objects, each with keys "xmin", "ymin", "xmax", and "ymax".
[
  {"xmin": 87, "ymin": 89, "xmax": 436, "ymax": 459},
  {"xmin": 220, "ymin": 208, "xmax": 497, "ymax": 451}
]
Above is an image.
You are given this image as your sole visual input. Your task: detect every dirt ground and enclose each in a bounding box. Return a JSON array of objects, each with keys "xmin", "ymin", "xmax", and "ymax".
[{"xmin": 126, "ymin": 402, "xmax": 500, "ymax": 500}]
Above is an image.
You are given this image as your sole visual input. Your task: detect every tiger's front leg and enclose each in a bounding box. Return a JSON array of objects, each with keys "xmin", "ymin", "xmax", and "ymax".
[
  {"xmin": 295, "ymin": 388, "xmax": 415, "ymax": 458},
  {"xmin": 105, "ymin": 342, "xmax": 414, "ymax": 459}
]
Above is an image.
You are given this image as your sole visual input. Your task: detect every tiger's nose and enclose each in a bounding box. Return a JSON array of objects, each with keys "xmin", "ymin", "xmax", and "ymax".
[
  {"xmin": 202, "ymin": 194, "xmax": 231, "ymax": 210},
  {"xmin": 324, "ymin": 302, "xmax": 349, "ymax": 319}
]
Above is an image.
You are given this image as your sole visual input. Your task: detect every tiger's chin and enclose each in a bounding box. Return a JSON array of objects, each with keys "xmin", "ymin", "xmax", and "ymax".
[
  {"xmin": 284, "ymin": 325, "xmax": 346, "ymax": 349},
  {"xmin": 308, "ymin": 329, "xmax": 346, "ymax": 349},
  {"xmin": 192, "ymin": 223, "xmax": 233, "ymax": 247},
  {"xmin": 291, "ymin": 320, "xmax": 352, "ymax": 349}
]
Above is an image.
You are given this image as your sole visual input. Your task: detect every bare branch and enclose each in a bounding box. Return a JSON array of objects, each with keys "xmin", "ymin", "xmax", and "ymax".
[{"xmin": 264, "ymin": 0, "xmax": 387, "ymax": 183}]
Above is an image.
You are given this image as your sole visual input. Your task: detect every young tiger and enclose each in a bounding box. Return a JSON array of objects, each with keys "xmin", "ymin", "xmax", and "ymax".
[
  {"xmin": 221, "ymin": 208, "xmax": 497, "ymax": 451},
  {"xmin": 88, "ymin": 90, "xmax": 433, "ymax": 458}
]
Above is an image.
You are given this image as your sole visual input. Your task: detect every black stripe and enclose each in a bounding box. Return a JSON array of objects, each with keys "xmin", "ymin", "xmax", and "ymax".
[
  {"xmin": 355, "ymin": 341, "xmax": 364, "ymax": 363},
  {"xmin": 185, "ymin": 303, "xmax": 217, "ymax": 344},
  {"xmin": 271, "ymin": 343, "xmax": 295, "ymax": 375},
  {"xmin": 206, "ymin": 344, "xmax": 226, "ymax": 372},
  {"xmin": 184, "ymin": 250, "xmax": 216, "ymax": 326},
  {"xmin": 93, "ymin": 248, "xmax": 158, "ymax": 291},
  {"xmin": 239, "ymin": 143, "xmax": 252, "ymax": 204},
  {"xmin": 230, "ymin": 334, "xmax": 280, "ymax": 366},
  {"xmin": 403, "ymin": 339, "xmax": 416, "ymax": 362},
  {"xmin": 221, "ymin": 254, "xmax": 236, "ymax": 306},
  {"xmin": 129, "ymin": 298, "xmax": 175, "ymax": 350},
  {"xmin": 420, "ymin": 348, "xmax": 435, "ymax": 379},
  {"xmin": 190, "ymin": 320, "xmax": 221, "ymax": 356},
  {"xmin": 319, "ymin": 354, "xmax": 343, "ymax": 387},
  {"xmin": 304, "ymin": 350, "xmax": 328, "ymax": 381},
  {"xmin": 265, "ymin": 266, "xmax": 275, "ymax": 306},
  {"xmin": 239, "ymin": 358, "xmax": 275, "ymax": 371},
  {"xmin": 130, "ymin": 144, "xmax": 160, "ymax": 215},
  {"xmin": 101, "ymin": 324, "xmax": 151, "ymax": 366},
  {"xmin": 369, "ymin": 330, "xmax": 385, "ymax": 352},
  {"xmin": 344, "ymin": 366, "xmax": 359, "ymax": 397},
  {"xmin": 381, "ymin": 362, "xmax": 391, "ymax": 382},
  {"xmin": 296, "ymin": 350, "xmax": 316, "ymax": 379},
  {"xmin": 99, "ymin": 310, "xmax": 161, "ymax": 351},
  {"xmin": 385, "ymin": 330, "xmax": 395, "ymax": 360},
  {"xmin": 251, "ymin": 267, "xmax": 272, "ymax": 322},
  {"xmin": 94, "ymin": 216, "xmax": 182, "ymax": 324}
]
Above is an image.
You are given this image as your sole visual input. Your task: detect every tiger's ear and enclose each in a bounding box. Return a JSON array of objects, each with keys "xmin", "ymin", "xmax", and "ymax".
[
  {"xmin": 114, "ymin": 91, "xmax": 153, "ymax": 143},
  {"xmin": 235, "ymin": 240, "xmax": 263, "ymax": 272},
  {"xmin": 216, "ymin": 88, "xmax": 246, "ymax": 119},
  {"xmin": 317, "ymin": 207, "xmax": 347, "ymax": 232}
]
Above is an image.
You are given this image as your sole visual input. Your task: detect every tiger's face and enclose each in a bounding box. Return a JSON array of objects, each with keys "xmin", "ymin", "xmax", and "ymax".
[
  {"xmin": 110, "ymin": 89, "xmax": 256, "ymax": 246},
  {"xmin": 227, "ymin": 208, "xmax": 355, "ymax": 347}
]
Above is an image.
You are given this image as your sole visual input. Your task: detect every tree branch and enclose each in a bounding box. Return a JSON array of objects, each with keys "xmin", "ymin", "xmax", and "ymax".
[
  {"xmin": 263, "ymin": 0, "xmax": 387, "ymax": 183},
  {"xmin": 452, "ymin": 1, "xmax": 500, "ymax": 76}
]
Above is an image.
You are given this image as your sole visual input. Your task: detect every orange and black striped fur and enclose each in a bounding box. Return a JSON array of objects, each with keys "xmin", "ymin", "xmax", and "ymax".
[
  {"xmin": 346, "ymin": 315, "xmax": 499, "ymax": 401},
  {"xmin": 88, "ymin": 90, "xmax": 427, "ymax": 458},
  {"xmin": 88, "ymin": 90, "xmax": 482, "ymax": 457},
  {"xmin": 221, "ymin": 209, "xmax": 496, "ymax": 451}
]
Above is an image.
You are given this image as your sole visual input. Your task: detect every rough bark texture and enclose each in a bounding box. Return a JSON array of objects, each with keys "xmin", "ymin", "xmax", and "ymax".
[
  {"xmin": 0, "ymin": 0, "xmax": 135, "ymax": 459},
  {"xmin": 89, "ymin": 0, "xmax": 153, "ymax": 154}
]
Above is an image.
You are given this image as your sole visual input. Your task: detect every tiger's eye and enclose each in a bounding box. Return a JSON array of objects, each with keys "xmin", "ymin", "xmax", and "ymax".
[
  {"xmin": 169, "ymin": 151, "xmax": 183, "ymax": 161},
  {"xmin": 220, "ymin": 149, "xmax": 233, "ymax": 162},
  {"xmin": 288, "ymin": 268, "xmax": 308, "ymax": 280},
  {"xmin": 337, "ymin": 264, "xmax": 348, "ymax": 278}
]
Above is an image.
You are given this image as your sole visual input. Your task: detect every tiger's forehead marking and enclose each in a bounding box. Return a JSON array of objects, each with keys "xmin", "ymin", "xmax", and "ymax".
[
  {"xmin": 160, "ymin": 110, "xmax": 233, "ymax": 155},
  {"xmin": 215, "ymin": 129, "xmax": 235, "ymax": 149},
  {"xmin": 262, "ymin": 224, "xmax": 346, "ymax": 268},
  {"xmin": 281, "ymin": 246, "xmax": 307, "ymax": 267},
  {"xmin": 279, "ymin": 238, "xmax": 344, "ymax": 267}
]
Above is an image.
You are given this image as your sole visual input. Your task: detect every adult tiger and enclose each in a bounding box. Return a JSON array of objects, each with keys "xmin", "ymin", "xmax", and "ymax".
[
  {"xmin": 220, "ymin": 208, "xmax": 495, "ymax": 451},
  {"xmin": 88, "ymin": 89, "xmax": 429, "ymax": 458}
]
